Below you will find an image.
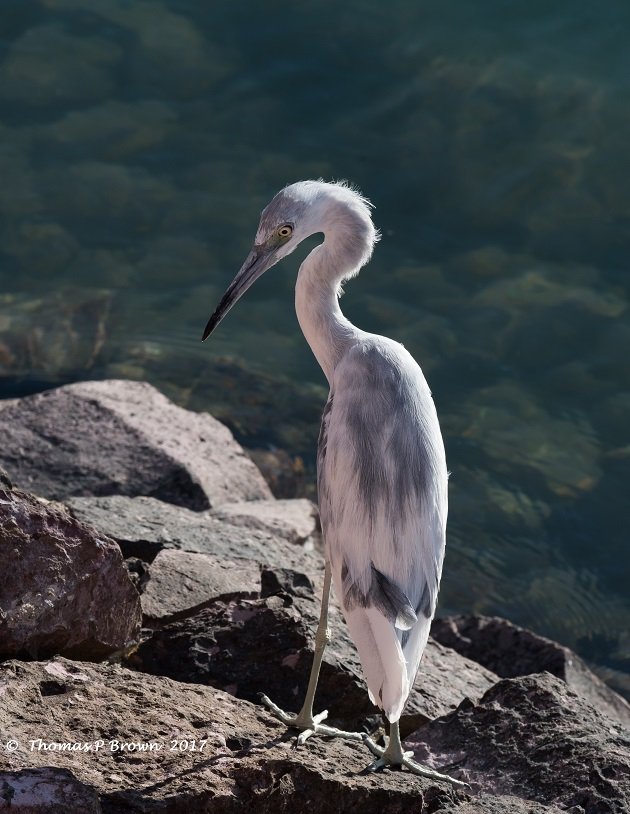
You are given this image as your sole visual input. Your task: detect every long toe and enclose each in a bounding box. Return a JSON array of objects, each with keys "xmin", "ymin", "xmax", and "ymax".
[
  {"xmin": 366, "ymin": 756, "xmax": 388, "ymax": 772},
  {"xmin": 259, "ymin": 695, "xmax": 363, "ymax": 743},
  {"xmin": 401, "ymin": 756, "xmax": 469, "ymax": 788},
  {"xmin": 259, "ymin": 694, "xmax": 298, "ymax": 725},
  {"xmin": 361, "ymin": 734, "xmax": 468, "ymax": 788}
]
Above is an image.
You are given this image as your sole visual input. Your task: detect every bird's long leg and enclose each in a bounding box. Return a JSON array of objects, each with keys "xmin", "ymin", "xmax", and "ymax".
[
  {"xmin": 363, "ymin": 720, "xmax": 468, "ymax": 787},
  {"xmin": 260, "ymin": 560, "xmax": 363, "ymax": 745}
]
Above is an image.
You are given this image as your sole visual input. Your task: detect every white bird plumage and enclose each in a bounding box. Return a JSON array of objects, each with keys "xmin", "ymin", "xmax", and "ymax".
[
  {"xmin": 203, "ymin": 180, "xmax": 460, "ymax": 785},
  {"xmin": 321, "ymin": 338, "xmax": 447, "ymax": 722}
]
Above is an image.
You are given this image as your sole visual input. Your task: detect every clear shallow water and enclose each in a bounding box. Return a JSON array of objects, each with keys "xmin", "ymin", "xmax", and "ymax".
[{"xmin": 1, "ymin": 0, "xmax": 629, "ymax": 692}]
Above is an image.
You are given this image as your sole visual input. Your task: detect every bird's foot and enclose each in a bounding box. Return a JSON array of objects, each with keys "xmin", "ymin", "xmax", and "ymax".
[
  {"xmin": 259, "ymin": 694, "xmax": 364, "ymax": 745},
  {"xmin": 362, "ymin": 734, "xmax": 468, "ymax": 788}
]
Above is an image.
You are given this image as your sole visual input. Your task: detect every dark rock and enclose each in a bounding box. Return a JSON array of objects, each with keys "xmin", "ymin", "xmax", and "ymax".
[
  {"xmin": 0, "ymin": 487, "xmax": 141, "ymax": 660},
  {"xmin": 413, "ymin": 640, "xmax": 500, "ymax": 725},
  {"xmin": 260, "ymin": 565, "xmax": 315, "ymax": 599},
  {"xmin": 62, "ymin": 497, "xmax": 492, "ymax": 725},
  {"xmin": 211, "ymin": 498, "xmax": 319, "ymax": 547},
  {"xmin": 432, "ymin": 615, "xmax": 630, "ymax": 729},
  {"xmin": 0, "ymin": 466, "xmax": 11, "ymax": 489},
  {"xmin": 65, "ymin": 495, "xmax": 324, "ymax": 573},
  {"xmin": 141, "ymin": 549, "xmax": 260, "ymax": 625},
  {"xmin": 124, "ymin": 556, "xmax": 150, "ymax": 593},
  {"xmin": 129, "ymin": 569, "xmax": 498, "ymax": 730},
  {"xmin": 0, "ymin": 657, "xmax": 558, "ymax": 813},
  {"xmin": 0, "ymin": 768, "xmax": 101, "ymax": 813},
  {"xmin": 0, "ymin": 380, "xmax": 271, "ymax": 510},
  {"xmin": 127, "ymin": 594, "xmax": 369, "ymax": 727},
  {"xmin": 409, "ymin": 672, "xmax": 630, "ymax": 813}
]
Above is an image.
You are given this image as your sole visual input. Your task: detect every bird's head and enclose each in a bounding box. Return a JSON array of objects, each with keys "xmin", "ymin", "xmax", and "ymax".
[
  {"xmin": 202, "ymin": 180, "xmax": 376, "ymax": 341},
  {"xmin": 201, "ymin": 182, "xmax": 317, "ymax": 341}
]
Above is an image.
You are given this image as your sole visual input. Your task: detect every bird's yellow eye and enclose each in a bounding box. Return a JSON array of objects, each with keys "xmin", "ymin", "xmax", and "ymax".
[{"xmin": 277, "ymin": 224, "xmax": 293, "ymax": 239}]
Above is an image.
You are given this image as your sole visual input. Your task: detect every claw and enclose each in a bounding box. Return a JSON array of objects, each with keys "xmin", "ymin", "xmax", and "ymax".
[
  {"xmin": 362, "ymin": 734, "xmax": 468, "ymax": 788},
  {"xmin": 366, "ymin": 756, "xmax": 387, "ymax": 772},
  {"xmin": 296, "ymin": 728, "xmax": 315, "ymax": 746},
  {"xmin": 259, "ymin": 694, "xmax": 363, "ymax": 743}
]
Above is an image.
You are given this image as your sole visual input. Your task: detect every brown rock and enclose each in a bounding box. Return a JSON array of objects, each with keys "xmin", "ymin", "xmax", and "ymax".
[
  {"xmin": 0, "ymin": 380, "xmax": 271, "ymax": 510},
  {"xmin": 0, "ymin": 657, "xmax": 559, "ymax": 813},
  {"xmin": 141, "ymin": 549, "xmax": 260, "ymax": 625},
  {"xmin": 0, "ymin": 486, "xmax": 141, "ymax": 660},
  {"xmin": 409, "ymin": 672, "xmax": 630, "ymax": 813},
  {"xmin": 413, "ymin": 640, "xmax": 499, "ymax": 723},
  {"xmin": 432, "ymin": 614, "xmax": 630, "ymax": 729},
  {"xmin": 127, "ymin": 593, "xmax": 365, "ymax": 726}
]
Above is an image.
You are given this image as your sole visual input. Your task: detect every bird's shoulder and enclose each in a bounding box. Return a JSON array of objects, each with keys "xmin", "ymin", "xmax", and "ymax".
[
  {"xmin": 332, "ymin": 334, "xmax": 432, "ymax": 409},
  {"xmin": 322, "ymin": 332, "xmax": 447, "ymax": 511}
]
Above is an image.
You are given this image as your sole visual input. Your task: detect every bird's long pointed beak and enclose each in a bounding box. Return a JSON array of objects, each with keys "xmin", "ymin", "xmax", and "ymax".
[{"xmin": 201, "ymin": 246, "xmax": 276, "ymax": 341}]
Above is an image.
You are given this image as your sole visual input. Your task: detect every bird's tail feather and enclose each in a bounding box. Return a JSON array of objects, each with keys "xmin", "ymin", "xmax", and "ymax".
[{"xmin": 344, "ymin": 605, "xmax": 409, "ymax": 722}]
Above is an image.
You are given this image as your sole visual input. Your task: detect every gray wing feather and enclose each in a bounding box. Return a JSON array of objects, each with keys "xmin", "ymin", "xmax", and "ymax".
[
  {"xmin": 319, "ymin": 336, "xmax": 448, "ymax": 691},
  {"xmin": 344, "ymin": 562, "xmax": 417, "ymax": 631}
]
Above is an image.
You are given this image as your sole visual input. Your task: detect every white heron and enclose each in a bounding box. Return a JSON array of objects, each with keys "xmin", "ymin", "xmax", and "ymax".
[{"xmin": 202, "ymin": 180, "xmax": 462, "ymax": 786}]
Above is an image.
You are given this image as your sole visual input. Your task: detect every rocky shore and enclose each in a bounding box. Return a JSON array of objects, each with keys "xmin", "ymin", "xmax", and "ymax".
[{"xmin": 1, "ymin": 380, "xmax": 628, "ymax": 813}]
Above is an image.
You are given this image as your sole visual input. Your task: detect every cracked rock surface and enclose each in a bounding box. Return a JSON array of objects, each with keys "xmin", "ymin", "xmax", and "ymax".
[
  {"xmin": 129, "ymin": 571, "xmax": 499, "ymax": 730},
  {"xmin": 0, "ymin": 658, "xmax": 566, "ymax": 814}
]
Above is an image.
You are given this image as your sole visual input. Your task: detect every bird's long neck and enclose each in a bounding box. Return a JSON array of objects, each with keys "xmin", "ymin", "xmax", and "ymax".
[
  {"xmin": 295, "ymin": 202, "xmax": 375, "ymax": 384},
  {"xmin": 295, "ymin": 248, "xmax": 357, "ymax": 383}
]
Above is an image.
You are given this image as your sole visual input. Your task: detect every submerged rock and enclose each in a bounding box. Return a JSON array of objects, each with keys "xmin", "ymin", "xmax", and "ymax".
[
  {"xmin": 0, "ymin": 24, "xmax": 121, "ymax": 107},
  {"xmin": 44, "ymin": 99, "xmax": 177, "ymax": 161},
  {"xmin": 0, "ymin": 288, "xmax": 114, "ymax": 379},
  {"xmin": 0, "ymin": 380, "xmax": 271, "ymax": 510},
  {"xmin": 452, "ymin": 379, "xmax": 602, "ymax": 497},
  {"xmin": 1, "ymin": 220, "xmax": 79, "ymax": 277},
  {"xmin": 39, "ymin": 161, "xmax": 175, "ymax": 233},
  {"xmin": 0, "ymin": 485, "xmax": 140, "ymax": 660}
]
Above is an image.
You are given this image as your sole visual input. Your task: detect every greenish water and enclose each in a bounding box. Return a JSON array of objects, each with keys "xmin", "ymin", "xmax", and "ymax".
[{"xmin": 1, "ymin": 0, "xmax": 629, "ymax": 693}]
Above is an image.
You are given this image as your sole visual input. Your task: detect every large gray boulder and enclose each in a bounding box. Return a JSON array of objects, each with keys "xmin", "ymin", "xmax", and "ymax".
[
  {"xmin": 65, "ymin": 494, "xmax": 324, "ymax": 574},
  {"xmin": 0, "ymin": 379, "xmax": 271, "ymax": 510},
  {"xmin": 210, "ymin": 497, "xmax": 319, "ymax": 547},
  {"xmin": 0, "ymin": 485, "xmax": 141, "ymax": 660},
  {"xmin": 0, "ymin": 657, "xmax": 562, "ymax": 813}
]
